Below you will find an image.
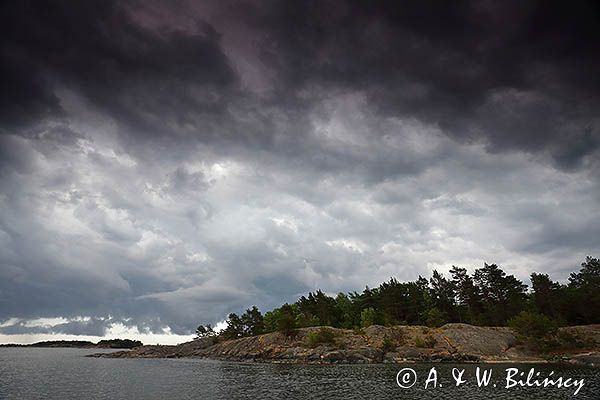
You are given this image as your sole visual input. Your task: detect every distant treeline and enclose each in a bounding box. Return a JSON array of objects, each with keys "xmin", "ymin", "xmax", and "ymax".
[
  {"xmin": 96, "ymin": 339, "xmax": 143, "ymax": 348},
  {"xmin": 196, "ymin": 256, "xmax": 600, "ymax": 340},
  {"xmin": 0, "ymin": 339, "xmax": 142, "ymax": 349}
]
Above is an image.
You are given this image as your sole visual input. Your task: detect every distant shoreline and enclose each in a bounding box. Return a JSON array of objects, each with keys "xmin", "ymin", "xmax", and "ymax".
[{"xmin": 0, "ymin": 338, "xmax": 142, "ymax": 349}]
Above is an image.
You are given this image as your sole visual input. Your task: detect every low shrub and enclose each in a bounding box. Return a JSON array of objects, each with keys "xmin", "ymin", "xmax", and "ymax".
[
  {"xmin": 306, "ymin": 328, "xmax": 337, "ymax": 348},
  {"xmin": 381, "ymin": 337, "xmax": 396, "ymax": 352},
  {"xmin": 555, "ymin": 330, "xmax": 595, "ymax": 350},
  {"xmin": 425, "ymin": 307, "xmax": 448, "ymax": 328},
  {"xmin": 508, "ymin": 311, "xmax": 559, "ymax": 352},
  {"xmin": 353, "ymin": 327, "xmax": 365, "ymax": 336},
  {"xmin": 508, "ymin": 311, "xmax": 558, "ymax": 339},
  {"xmin": 415, "ymin": 334, "xmax": 436, "ymax": 348},
  {"xmin": 360, "ymin": 307, "xmax": 377, "ymax": 328}
]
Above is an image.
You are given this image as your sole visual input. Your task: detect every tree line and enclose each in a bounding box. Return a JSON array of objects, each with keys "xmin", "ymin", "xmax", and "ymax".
[{"xmin": 196, "ymin": 256, "xmax": 600, "ymax": 339}]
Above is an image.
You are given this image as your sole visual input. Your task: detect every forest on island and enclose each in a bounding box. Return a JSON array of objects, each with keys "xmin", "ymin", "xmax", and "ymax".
[{"xmin": 196, "ymin": 256, "xmax": 600, "ymax": 342}]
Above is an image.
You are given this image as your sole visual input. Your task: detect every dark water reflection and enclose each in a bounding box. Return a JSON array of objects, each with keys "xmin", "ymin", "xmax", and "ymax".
[{"xmin": 1, "ymin": 348, "xmax": 598, "ymax": 399}]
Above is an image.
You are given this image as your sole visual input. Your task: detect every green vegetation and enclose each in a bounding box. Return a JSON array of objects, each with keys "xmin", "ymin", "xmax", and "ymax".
[
  {"xmin": 508, "ymin": 311, "xmax": 558, "ymax": 340},
  {"xmin": 508, "ymin": 311, "xmax": 558, "ymax": 351},
  {"xmin": 276, "ymin": 304, "xmax": 297, "ymax": 336},
  {"xmin": 352, "ymin": 327, "xmax": 365, "ymax": 335},
  {"xmin": 360, "ymin": 307, "xmax": 377, "ymax": 328},
  {"xmin": 305, "ymin": 328, "xmax": 337, "ymax": 348},
  {"xmin": 425, "ymin": 307, "xmax": 448, "ymax": 328},
  {"xmin": 381, "ymin": 337, "xmax": 396, "ymax": 352},
  {"xmin": 195, "ymin": 324, "xmax": 216, "ymax": 339},
  {"xmin": 415, "ymin": 335, "xmax": 437, "ymax": 348},
  {"xmin": 555, "ymin": 330, "xmax": 595, "ymax": 350},
  {"xmin": 197, "ymin": 256, "xmax": 600, "ymax": 343},
  {"xmin": 219, "ymin": 306, "xmax": 265, "ymax": 339},
  {"xmin": 96, "ymin": 339, "xmax": 143, "ymax": 349}
]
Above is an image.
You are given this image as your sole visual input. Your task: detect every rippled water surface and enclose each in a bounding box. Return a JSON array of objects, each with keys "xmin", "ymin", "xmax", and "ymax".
[{"xmin": 1, "ymin": 348, "xmax": 599, "ymax": 399}]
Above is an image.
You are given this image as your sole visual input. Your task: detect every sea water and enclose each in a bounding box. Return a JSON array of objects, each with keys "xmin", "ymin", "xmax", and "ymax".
[{"xmin": 1, "ymin": 348, "xmax": 598, "ymax": 399}]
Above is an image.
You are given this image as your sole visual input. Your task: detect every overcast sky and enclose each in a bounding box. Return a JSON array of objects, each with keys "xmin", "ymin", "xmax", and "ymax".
[{"xmin": 1, "ymin": 0, "xmax": 599, "ymax": 344}]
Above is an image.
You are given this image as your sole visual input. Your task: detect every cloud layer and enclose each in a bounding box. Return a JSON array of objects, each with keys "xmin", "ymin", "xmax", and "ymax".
[{"xmin": 1, "ymin": 0, "xmax": 599, "ymax": 339}]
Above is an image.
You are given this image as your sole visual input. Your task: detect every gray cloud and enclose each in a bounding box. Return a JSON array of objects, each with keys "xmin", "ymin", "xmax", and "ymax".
[
  {"xmin": 235, "ymin": 0, "xmax": 600, "ymax": 169},
  {"xmin": 0, "ymin": 0, "xmax": 599, "ymax": 338}
]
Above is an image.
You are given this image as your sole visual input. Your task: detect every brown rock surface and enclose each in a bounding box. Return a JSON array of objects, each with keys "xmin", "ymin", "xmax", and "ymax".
[{"xmin": 89, "ymin": 324, "xmax": 600, "ymax": 366}]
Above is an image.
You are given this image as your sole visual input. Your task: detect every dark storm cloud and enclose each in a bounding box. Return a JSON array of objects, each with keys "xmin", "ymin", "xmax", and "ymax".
[
  {"xmin": 0, "ymin": 0, "xmax": 599, "ymax": 339},
  {"xmin": 238, "ymin": 0, "xmax": 600, "ymax": 169},
  {"xmin": 3, "ymin": 0, "xmax": 598, "ymax": 169},
  {"xmin": 1, "ymin": 0, "xmax": 236, "ymax": 140},
  {"xmin": 0, "ymin": 317, "xmax": 108, "ymax": 336}
]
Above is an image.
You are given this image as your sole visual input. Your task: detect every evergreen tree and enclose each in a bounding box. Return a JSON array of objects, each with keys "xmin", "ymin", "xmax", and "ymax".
[
  {"xmin": 429, "ymin": 270, "xmax": 458, "ymax": 322},
  {"xmin": 473, "ymin": 263, "xmax": 527, "ymax": 325},
  {"xmin": 277, "ymin": 303, "xmax": 297, "ymax": 336},
  {"xmin": 360, "ymin": 307, "xmax": 377, "ymax": 328},
  {"xmin": 530, "ymin": 273, "xmax": 565, "ymax": 321},
  {"xmin": 195, "ymin": 324, "xmax": 215, "ymax": 339},
  {"xmin": 241, "ymin": 306, "xmax": 264, "ymax": 336},
  {"xmin": 450, "ymin": 266, "xmax": 481, "ymax": 324},
  {"xmin": 221, "ymin": 313, "xmax": 244, "ymax": 339},
  {"xmin": 567, "ymin": 257, "xmax": 600, "ymax": 324},
  {"xmin": 200, "ymin": 256, "xmax": 599, "ymax": 341}
]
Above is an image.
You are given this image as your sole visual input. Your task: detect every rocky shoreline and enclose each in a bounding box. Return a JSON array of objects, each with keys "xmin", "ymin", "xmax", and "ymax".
[{"xmin": 88, "ymin": 323, "xmax": 600, "ymax": 367}]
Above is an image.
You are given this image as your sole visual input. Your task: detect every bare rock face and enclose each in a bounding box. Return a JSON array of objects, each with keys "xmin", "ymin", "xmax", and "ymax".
[
  {"xmin": 567, "ymin": 352, "xmax": 600, "ymax": 368},
  {"xmin": 439, "ymin": 323, "xmax": 517, "ymax": 357},
  {"xmin": 321, "ymin": 348, "xmax": 384, "ymax": 364},
  {"xmin": 559, "ymin": 325, "xmax": 600, "ymax": 347},
  {"xmin": 89, "ymin": 324, "xmax": 600, "ymax": 366}
]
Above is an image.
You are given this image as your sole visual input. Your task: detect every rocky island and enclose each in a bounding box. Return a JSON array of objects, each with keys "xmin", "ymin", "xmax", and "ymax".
[
  {"xmin": 1, "ymin": 338, "xmax": 143, "ymax": 349},
  {"xmin": 89, "ymin": 323, "xmax": 600, "ymax": 368},
  {"xmin": 90, "ymin": 258, "xmax": 600, "ymax": 367}
]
